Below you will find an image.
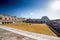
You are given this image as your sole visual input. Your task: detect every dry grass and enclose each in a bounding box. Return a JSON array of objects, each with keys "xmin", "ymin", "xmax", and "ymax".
[{"xmin": 2, "ymin": 23, "xmax": 57, "ymax": 36}]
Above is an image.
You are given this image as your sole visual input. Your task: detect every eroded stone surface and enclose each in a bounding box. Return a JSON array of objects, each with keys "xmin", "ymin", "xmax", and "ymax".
[{"xmin": 0, "ymin": 28, "xmax": 35, "ymax": 40}]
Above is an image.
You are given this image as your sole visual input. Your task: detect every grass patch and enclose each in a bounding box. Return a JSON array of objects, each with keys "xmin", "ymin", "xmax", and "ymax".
[{"xmin": 2, "ymin": 23, "xmax": 57, "ymax": 36}]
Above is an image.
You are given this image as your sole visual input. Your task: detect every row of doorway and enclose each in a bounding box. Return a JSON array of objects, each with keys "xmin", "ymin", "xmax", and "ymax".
[{"xmin": 2, "ymin": 22, "xmax": 13, "ymax": 24}]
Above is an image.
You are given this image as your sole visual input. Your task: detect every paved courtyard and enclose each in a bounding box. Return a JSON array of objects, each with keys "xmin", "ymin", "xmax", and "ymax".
[{"xmin": 0, "ymin": 28, "xmax": 35, "ymax": 40}]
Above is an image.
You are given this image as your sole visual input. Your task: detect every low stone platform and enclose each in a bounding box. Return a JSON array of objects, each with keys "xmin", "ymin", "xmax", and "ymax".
[{"xmin": 0, "ymin": 28, "xmax": 35, "ymax": 40}]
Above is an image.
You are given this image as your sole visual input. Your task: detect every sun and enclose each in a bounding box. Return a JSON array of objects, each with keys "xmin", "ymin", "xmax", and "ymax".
[{"xmin": 50, "ymin": 1, "xmax": 60, "ymax": 11}]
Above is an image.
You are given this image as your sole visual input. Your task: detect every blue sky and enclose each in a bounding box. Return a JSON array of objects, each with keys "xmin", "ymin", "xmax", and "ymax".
[{"xmin": 0, "ymin": 0, "xmax": 60, "ymax": 19}]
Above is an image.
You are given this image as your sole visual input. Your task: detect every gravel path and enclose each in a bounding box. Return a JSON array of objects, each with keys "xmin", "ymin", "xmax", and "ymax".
[{"xmin": 0, "ymin": 28, "xmax": 35, "ymax": 40}]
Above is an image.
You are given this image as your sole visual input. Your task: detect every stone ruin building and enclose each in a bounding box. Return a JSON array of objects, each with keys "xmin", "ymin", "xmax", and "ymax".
[{"xmin": 0, "ymin": 14, "xmax": 26, "ymax": 24}]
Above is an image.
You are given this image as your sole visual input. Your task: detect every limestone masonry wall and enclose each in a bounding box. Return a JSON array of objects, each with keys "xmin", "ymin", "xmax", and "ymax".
[{"xmin": 0, "ymin": 14, "xmax": 26, "ymax": 24}]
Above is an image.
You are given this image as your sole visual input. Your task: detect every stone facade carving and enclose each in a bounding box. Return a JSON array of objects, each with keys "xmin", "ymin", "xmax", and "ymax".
[{"xmin": 0, "ymin": 14, "xmax": 26, "ymax": 24}]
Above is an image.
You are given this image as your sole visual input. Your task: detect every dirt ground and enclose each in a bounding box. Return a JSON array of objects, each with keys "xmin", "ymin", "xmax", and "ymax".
[{"xmin": 0, "ymin": 28, "xmax": 35, "ymax": 40}]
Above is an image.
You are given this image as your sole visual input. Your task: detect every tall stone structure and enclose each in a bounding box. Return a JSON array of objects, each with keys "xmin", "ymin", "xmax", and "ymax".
[{"xmin": 41, "ymin": 16, "xmax": 49, "ymax": 22}]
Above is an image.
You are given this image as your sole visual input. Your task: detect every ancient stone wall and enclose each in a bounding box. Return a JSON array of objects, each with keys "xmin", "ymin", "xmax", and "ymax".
[{"xmin": 0, "ymin": 14, "xmax": 24, "ymax": 24}]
